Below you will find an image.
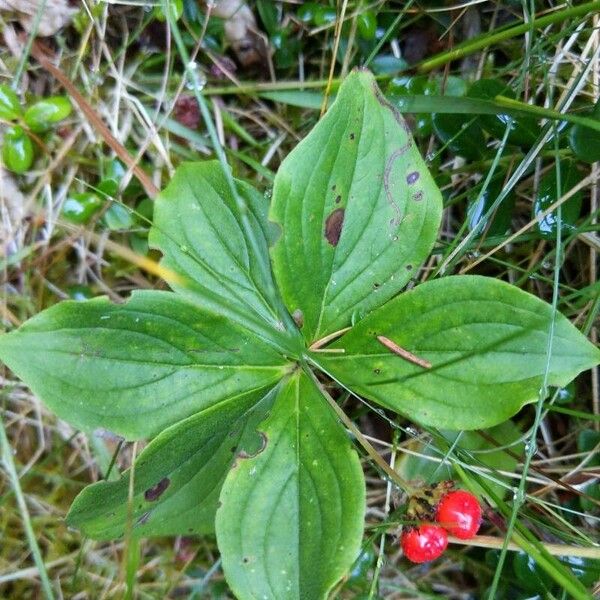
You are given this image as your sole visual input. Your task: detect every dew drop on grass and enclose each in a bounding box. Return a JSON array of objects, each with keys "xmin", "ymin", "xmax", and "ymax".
[{"xmin": 186, "ymin": 62, "xmax": 207, "ymax": 92}]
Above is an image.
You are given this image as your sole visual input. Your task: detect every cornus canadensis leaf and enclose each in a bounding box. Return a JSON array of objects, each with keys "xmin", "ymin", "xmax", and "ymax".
[
  {"xmin": 314, "ymin": 276, "xmax": 600, "ymax": 430},
  {"xmin": 0, "ymin": 290, "xmax": 290, "ymax": 439},
  {"xmin": 269, "ymin": 68, "xmax": 442, "ymax": 344},
  {"xmin": 149, "ymin": 161, "xmax": 297, "ymax": 351},
  {"xmin": 67, "ymin": 387, "xmax": 275, "ymax": 539},
  {"xmin": 216, "ymin": 370, "xmax": 365, "ymax": 600}
]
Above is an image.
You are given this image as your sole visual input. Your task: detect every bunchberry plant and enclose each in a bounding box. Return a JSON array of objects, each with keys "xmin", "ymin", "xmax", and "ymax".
[{"xmin": 1, "ymin": 70, "xmax": 599, "ymax": 599}]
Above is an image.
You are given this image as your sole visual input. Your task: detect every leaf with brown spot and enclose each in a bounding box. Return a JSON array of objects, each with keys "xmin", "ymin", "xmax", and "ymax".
[
  {"xmin": 270, "ymin": 69, "xmax": 443, "ymax": 343},
  {"xmin": 66, "ymin": 388, "xmax": 276, "ymax": 540}
]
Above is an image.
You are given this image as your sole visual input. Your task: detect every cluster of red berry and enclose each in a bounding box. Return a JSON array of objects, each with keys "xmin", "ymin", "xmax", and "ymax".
[{"xmin": 401, "ymin": 490, "xmax": 482, "ymax": 563}]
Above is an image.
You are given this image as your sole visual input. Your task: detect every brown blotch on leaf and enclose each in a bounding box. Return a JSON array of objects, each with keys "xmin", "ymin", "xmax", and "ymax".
[
  {"xmin": 407, "ymin": 171, "xmax": 420, "ymax": 185},
  {"xmin": 412, "ymin": 191, "xmax": 424, "ymax": 202},
  {"xmin": 144, "ymin": 477, "xmax": 170, "ymax": 502},
  {"xmin": 238, "ymin": 431, "xmax": 268, "ymax": 459},
  {"xmin": 335, "ymin": 195, "xmax": 342, "ymax": 204},
  {"xmin": 349, "ymin": 132, "xmax": 355, "ymax": 140},
  {"xmin": 324, "ymin": 208, "xmax": 345, "ymax": 246}
]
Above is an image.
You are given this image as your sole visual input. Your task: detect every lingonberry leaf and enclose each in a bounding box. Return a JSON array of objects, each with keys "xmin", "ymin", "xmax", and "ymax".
[
  {"xmin": 314, "ymin": 275, "xmax": 600, "ymax": 430},
  {"xmin": 216, "ymin": 370, "xmax": 365, "ymax": 600},
  {"xmin": 269, "ymin": 69, "xmax": 442, "ymax": 344},
  {"xmin": 149, "ymin": 161, "xmax": 298, "ymax": 352},
  {"xmin": 0, "ymin": 290, "xmax": 290, "ymax": 439},
  {"xmin": 66, "ymin": 387, "xmax": 276, "ymax": 539}
]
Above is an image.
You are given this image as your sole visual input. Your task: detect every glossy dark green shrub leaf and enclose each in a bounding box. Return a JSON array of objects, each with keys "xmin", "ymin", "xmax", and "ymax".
[
  {"xmin": 67, "ymin": 387, "xmax": 275, "ymax": 539},
  {"xmin": 2, "ymin": 125, "xmax": 34, "ymax": 173},
  {"xmin": 103, "ymin": 202, "xmax": 134, "ymax": 230},
  {"xmin": 216, "ymin": 371, "xmax": 365, "ymax": 600},
  {"xmin": 257, "ymin": 0, "xmax": 280, "ymax": 35},
  {"xmin": 561, "ymin": 556, "xmax": 600, "ymax": 587},
  {"xmin": 345, "ymin": 546, "xmax": 377, "ymax": 592},
  {"xmin": 467, "ymin": 176, "xmax": 516, "ymax": 236},
  {"xmin": 271, "ymin": 29, "xmax": 300, "ymax": 69},
  {"xmin": 387, "ymin": 75, "xmax": 466, "ymax": 137},
  {"xmin": 315, "ymin": 275, "xmax": 600, "ymax": 430},
  {"xmin": 62, "ymin": 192, "xmax": 103, "ymax": 224},
  {"xmin": 23, "ymin": 96, "xmax": 72, "ymax": 132},
  {"xmin": 533, "ymin": 161, "xmax": 582, "ymax": 239},
  {"xmin": 270, "ymin": 70, "xmax": 442, "ymax": 344},
  {"xmin": 569, "ymin": 99, "xmax": 600, "ymax": 163},
  {"xmin": 513, "ymin": 552, "xmax": 555, "ymax": 593},
  {"xmin": 313, "ymin": 5, "xmax": 336, "ymax": 26},
  {"xmin": 386, "ymin": 76, "xmax": 433, "ymax": 136},
  {"xmin": 468, "ymin": 79, "xmax": 537, "ymax": 146},
  {"xmin": 432, "ymin": 112, "xmax": 485, "ymax": 160},
  {"xmin": 357, "ymin": 11, "xmax": 377, "ymax": 40},
  {"xmin": 577, "ymin": 429, "xmax": 600, "ymax": 512},
  {"xmin": 0, "ymin": 84, "xmax": 22, "ymax": 120},
  {"xmin": 297, "ymin": 2, "xmax": 318, "ymax": 23},
  {"xmin": 0, "ymin": 291, "xmax": 290, "ymax": 439}
]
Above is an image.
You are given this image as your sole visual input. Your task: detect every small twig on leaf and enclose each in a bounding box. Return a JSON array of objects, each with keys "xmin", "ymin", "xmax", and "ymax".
[
  {"xmin": 377, "ymin": 335, "xmax": 432, "ymax": 369},
  {"xmin": 309, "ymin": 326, "xmax": 352, "ymax": 351}
]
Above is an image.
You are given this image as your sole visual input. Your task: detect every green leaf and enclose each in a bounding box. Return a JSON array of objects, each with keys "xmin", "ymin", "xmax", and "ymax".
[
  {"xmin": 270, "ymin": 69, "xmax": 442, "ymax": 344},
  {"xmin": 0, "ymin": 290, "xmax": 290, "ymax": 439},
  {"xmin": 102, "ymin": 202, "xmax": 134, "ymax": 230},
  {"xmin": 468, "ymin": 79, "xmax": 537, "ymax": 146},
  {"xmin": 533, "ymin": 161, "xmax": 582, "ymax": 239},
  {"xmin": 216, "ymin": 370, "xmax": 365, "ymax": 600},
  {"xmin": 397, "ymin": 421, "xmax": 524, "ymax": 501},
  {"xmin": 432, "ymin": 112, "xmax": 486, "ymax": 160},
  {"xmin": 62, "ymin": 192, "xmax": 103, "ymax": 224},
  {"xmin": 149, "ymin": 161, "xmax": 295, "ymax": 350},
  {"xmin": 0, "ymin": 84, "xmax": 22, "ymax": 120},
  {"xmin": 357, "ymin": 11, "xmax": 377, "ymax": 41},
  {"xmin": 23, "ymin": 96, "xmax": 72, "ymax": 132},
  {"xmin": 67, "ymin": 387, "xmax": 275, "ymax": 540},
  {"xmin": 2, "ymin": 125, "xmax": 34, "ymax": 174},
  {"xmin": 315, "ymin": 275, "xmax": 600, "ymax": 430},
  {"xmin": 467, "ymin": 176, "xmax": 516, "ymax": 237},
  {"xmin": 569, "ymin": 99, "xmax": 600, "ymax": 163}
]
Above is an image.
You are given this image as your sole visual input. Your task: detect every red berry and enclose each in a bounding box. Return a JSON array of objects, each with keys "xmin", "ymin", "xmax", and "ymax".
[
  {"xmin": 400, "ymin": 524, "xmax": 448, "ymax": 563},
  {"xmin": 436, "ymin": 490, "xmax": 482, "ymax": 540}
]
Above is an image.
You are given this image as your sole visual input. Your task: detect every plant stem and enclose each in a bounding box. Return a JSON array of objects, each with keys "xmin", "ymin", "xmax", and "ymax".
[
  {"xmin": 0, "ymin": 415, "xmax": 55, "ymax": 599},
  {"xmin": 418, "ymin": 1, "xmax": 600, "ymax": 72}
]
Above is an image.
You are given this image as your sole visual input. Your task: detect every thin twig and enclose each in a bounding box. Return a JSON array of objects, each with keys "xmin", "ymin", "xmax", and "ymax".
[
  {"xmin": 377, "ymin": 335, "xmax": 432, "ymax": 369},
  {"xmin": 309, "ymin": 326, "xmax": 351, "ymax": 350}
]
